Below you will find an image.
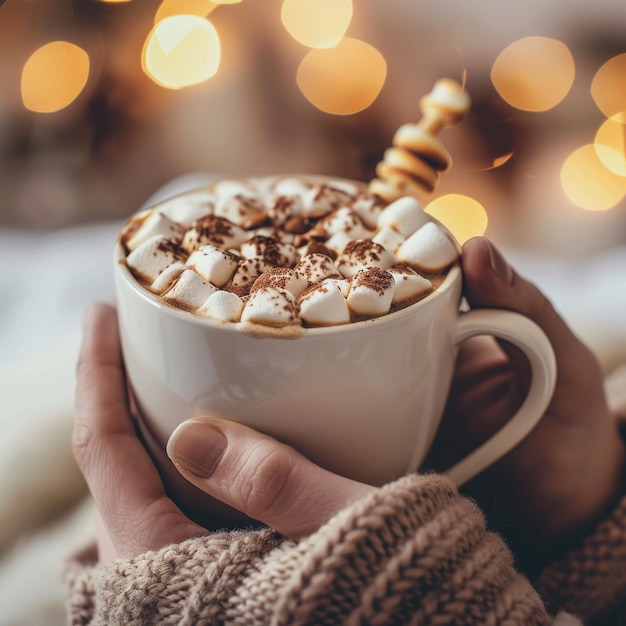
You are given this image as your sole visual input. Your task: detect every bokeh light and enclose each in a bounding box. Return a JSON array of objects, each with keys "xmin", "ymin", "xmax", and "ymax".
[
  {"xmin": 591, "ymin": 53, "xmax": 626, "ymax": 123},
  {"xmin": 594, "ymin": 116, "xmax": 626, "ymax": 177},
  {"xmin": 425, "ymin": 194, "xmax": 488, "ymax": 244},
  {"xmin": 155, "ymin": 0, "xmax": 219, "ymax": 24},
  {"xmin": 21, "ymin": 41, "xmax": 90, "ymax": 113},
  {"xmin": 213, "ymin": 0, "xmax": 242, "ymax": 3},
  {"xmin": 561, "ymin": 144, "xmax": 626, "ymax": 211},
  {"xmin": 296, "ymin": 38, "xmax": 386, "ymax": 115},
  {"xmin": 281, "ymin": 0, "xmax": 353, "ymax": 49},
  {"xmin": 491, "ymin": 37, "xmax": 575, "ymax": 112},
  {"xmin": 142, "ymin": 15, "xmax": 221, "ymax": 89}
]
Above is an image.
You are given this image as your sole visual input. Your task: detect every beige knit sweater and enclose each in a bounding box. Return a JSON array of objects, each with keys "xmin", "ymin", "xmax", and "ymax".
[{"xmin": 64, "ymin": 369, "xmax": 626, "ymax": 625}]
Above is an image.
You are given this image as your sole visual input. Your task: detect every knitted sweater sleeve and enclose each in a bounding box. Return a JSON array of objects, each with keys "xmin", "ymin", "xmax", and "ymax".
[
  {"xmin": 534, "ymin": 494, "xmax": 626, "ymax": 625},
  {"xmin": 533, "ymin": 366, "xmax": 626, "ymax": 625},
  {"xmin": 64, "ymin": 473, "xmax": 572, "ymax": 625}
]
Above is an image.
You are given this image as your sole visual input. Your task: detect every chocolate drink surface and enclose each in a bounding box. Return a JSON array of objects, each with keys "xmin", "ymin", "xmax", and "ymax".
[{"xmin": 119, "ymin": 174, "xmax": 459, "ymax": 335}]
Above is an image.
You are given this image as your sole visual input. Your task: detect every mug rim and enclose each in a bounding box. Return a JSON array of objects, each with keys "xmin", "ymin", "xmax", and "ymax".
[{"xmin": 114, "ymin": 242, "xmax": 462, "ymax": 337}]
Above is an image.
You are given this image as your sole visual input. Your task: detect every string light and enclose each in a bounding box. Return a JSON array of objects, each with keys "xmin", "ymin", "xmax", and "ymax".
[
  {"xmin": 591, "ymin": 53, "xmax": 626, "ymax": 122},
  {"xmin": 425, "ymin": 195, "xmax": 488, "ymax": 244},
  {"xmin": 142, "ymin": 15, "xmax": 221, "ymax": 89},
  {"xmin": 15, "ymin": 2, "xmax": 626, "ymax": 232},
  {"xmin": 561, "ymin": 144, "xmax": 626, "ymax": 211},
  {"xmin": 281, "ymin": 0, "xmax": 353, "ymax": 49},
  {"xmin": 21, "ymin": 41, "xmax": 90, "ymax": 113},
  {"xmin": 491, "ymin": 36, "xmax": 575, "ymax": 112},
  {"xmin": 296, "ymin": 38, "xmax": 386, "ymax": 115},
  {"xmin": 594, "ymin": 116, "xmax": 626, "ymax": 177},
  {"xmin": 155, "ymin": 0, "xmax": 219, "ymax": 24}
]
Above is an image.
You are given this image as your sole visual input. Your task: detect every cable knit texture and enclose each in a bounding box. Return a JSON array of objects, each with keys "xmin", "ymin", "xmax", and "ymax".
[
  {"xmin": 65, "ymin": 474, "xmax": 557, "ymax": 625},
  {"xmin": 534, "ymin": 494, "xmax": 626, "ymax": 625}
]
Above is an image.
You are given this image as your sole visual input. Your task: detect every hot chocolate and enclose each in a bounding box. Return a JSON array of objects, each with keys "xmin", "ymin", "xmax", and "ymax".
[
  {"xmin": 113, "ymin": 78, "xmax": 557, "ymax": 504},
  {"xmin": 119, "ymin": 175, "xmax": 459, "ymax": 331}
]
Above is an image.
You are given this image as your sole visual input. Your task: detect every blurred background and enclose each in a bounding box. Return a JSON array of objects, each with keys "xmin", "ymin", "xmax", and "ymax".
[
  {"xmin": 0, "ymin": 0, "xmax": 625, "ymax": 623},
  {"xmin": 1, "ymin": 0, "xmax": 626, "ymax": 247}
]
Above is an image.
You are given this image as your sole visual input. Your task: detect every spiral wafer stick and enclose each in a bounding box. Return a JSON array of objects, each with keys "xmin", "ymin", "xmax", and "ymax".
[{"xmin": 369, "ymin": 78, "xmax": 470, "ymax": 202}]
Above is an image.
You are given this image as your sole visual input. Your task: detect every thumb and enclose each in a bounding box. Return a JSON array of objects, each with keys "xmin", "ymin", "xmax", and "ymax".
[
  {"xmin": 461, "ymin": 237, "xmax": 606, "ymax": 415},
  {"xmin": 462, "ymin": 237, "xmax": 571, "ymax": 350},
  {"xmin": 166, "ymin": 417, "xmax": 374, "ymax": 540}
]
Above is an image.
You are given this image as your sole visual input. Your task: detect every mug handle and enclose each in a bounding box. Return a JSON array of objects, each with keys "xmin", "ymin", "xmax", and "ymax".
[{"xmin": 443, "ymin": 308, "xmax": 557, "ymax": 486}]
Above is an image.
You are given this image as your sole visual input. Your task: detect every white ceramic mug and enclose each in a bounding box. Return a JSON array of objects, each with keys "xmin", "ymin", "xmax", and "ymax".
[{"xmin": 114, "ymin": 246, "xmax": 557, "ymax": 493}]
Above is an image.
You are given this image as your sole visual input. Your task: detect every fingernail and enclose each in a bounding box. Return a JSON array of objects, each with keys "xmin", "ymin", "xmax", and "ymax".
[
  {"xmin": 166, "ymin": 420, "xmax": 227, "ymax": 477},
  {"xmin": 485, "ymin": 240, "xmax": 515, "ymax": 285}
]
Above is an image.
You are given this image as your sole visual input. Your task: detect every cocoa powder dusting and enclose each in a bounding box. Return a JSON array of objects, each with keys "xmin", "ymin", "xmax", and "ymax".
[
  {"xmin": 343, "ymin": 240, "xmax": 382, "ymax": 262},
  {"xmin": 250, "ymin": 267, "xmax": 293, "ymax": 292},
  {"xmin": 119, "ymin": 213, "xmax": 148, "ymax": 254},
  {"xmin": 121, "ymin": 174, "xmax": 456, "ymax": 330},
  {"xmin": 353, "ymin": 267, "xmax": 393, "ymax": 296},
  {"xmin": 194, "ymin": 215, "xmax": 236, "ymax": 246},
  {"xmin": 246, "ymin": 235, "xmax": 285, "ymax": 266},
  {"xmin": 302, "ymin": 240, "xmax": 338, "ymax": 261},
  {"xmin": 156, "ymin": 239, "xmax": 186, "ymax": 261}
]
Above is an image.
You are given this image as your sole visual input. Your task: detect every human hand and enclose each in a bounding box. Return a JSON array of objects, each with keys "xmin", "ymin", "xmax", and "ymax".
[
  {"xmin": 426, "ymin": 237, "xmax": 625, "ymax": 563},
  {"xmin": 73, "ymin": 303, "xmax": 374, "ymax": 563}
]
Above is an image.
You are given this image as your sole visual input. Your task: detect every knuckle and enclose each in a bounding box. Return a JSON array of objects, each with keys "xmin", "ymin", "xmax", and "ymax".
[{"xmin": 236, "ymin": 443, "xmax": 297, "ymax": 520}]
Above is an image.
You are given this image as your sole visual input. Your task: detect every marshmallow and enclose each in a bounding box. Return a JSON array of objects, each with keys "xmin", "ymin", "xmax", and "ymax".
[
  {"xmin": 157, "ymin": 191, "xmax": 215, "ymax": 228},
  {"xmin": 324, "ymin": 231, "xmax": 353, "ymax": 254},
  {"xmin": 347, "ymin": 267, "xmax": 395, "ymax": 317},
  {"xmin": 163, "ymin": 269, "xmax": 218, "ymax": 310},
  {"xmin": 298, "ymin": 280, "xmax": 351, "ymax": 326},
  {"xmin": 372, "ymin": 226, "xmax": 405, "ymax": 253},
  {"xmin": 150, "ymin": 261, "xmax": 184, "ymax": 294},
  {"xmin": 182, "ymin": 215, "xmax": 248, "ymax": 253},
  {"xmin": 197, "ymin": 290, "xmax": 244, "ymax": 322},
  {"xmin": 241, "ymin": 287, "xmax": 299, "ymax": 327},
  {"xmin": 228, "ymin": 258, "xmax": 273, "ymax": 296},
  {"xmin": 314, "ymin": 207, "xmax": 372, "ymax": 240},
  {"xmin": 255, "ymin": 226, "xmax": 295, "ymax": 245},
  {"xmin": 240, "ymin": 235, "xmax": 298, "ymax": 268},
  {"xmin": 214, "ymin": 194, "xmax": 268, "ymax": 229},
  {"xmin": 269, "ymin": 195, "xmax": 305, "ymax": 228},
  {"xmin": 396, "ymin": 221, "xmax": 459, "ymax": 271},
  {"xmin": 301, "ymin": 184, "xmax": 353, "ymax": 214},
  {"xmin": 326, "ymin": 180, "xmax": 359, "ymax": 196},
  {"xmin": 388, "ymin": 266, "xmax": 433, "ymax": 304},
  {"xmin": 123, "ymin": 209, "xmax": 185, "ymax": 252},
  {"xmin": 328, "ymin": 277, "xmax": 351, "ymax": 298},
  {"xmin": 337, "ymin": 240, "xmax": 396, "ymax": 278},
  {"xmin": 377, "ymin": 196, "xmax": 429, "ymax": 237},
  {"xmin": 298, "ymin": 239, "xmax": 338, "ymax": 261},
  {"xmin": 251, "ymin": 267, "xmax": 308, "ymax": 297},
  {"xmin": 121, "ymin": 174, "xmax": 460, "ymax": 329},
  {"xmin": 214, "ymin": 179, "xmax": 256, "ymax": 199},
  {"xmin": 295, "ymin": 253, "xmax": 342, "ymax": 285},
  {"xmin": 352, "ymin": 193, "xmax": 383, "ymax": 229},
  {"xmin": 273, "ymin": 177, "xmax": 311, "ymax": 199},
  {"xmin": 186, "ymin": 244, "xmax": 239, "ymax": 287},
  {"xmin": 126, "ymin": 235, "xmax": 185, "ymax": 283}
]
